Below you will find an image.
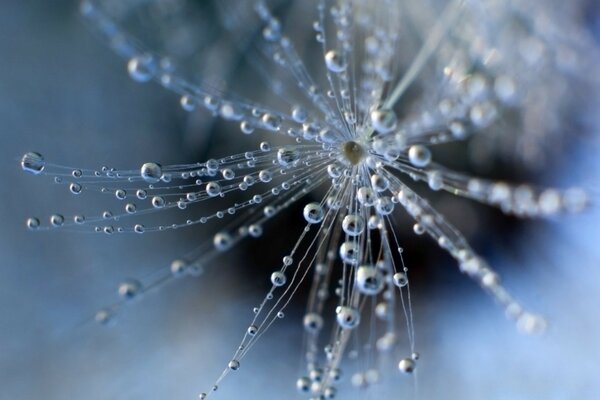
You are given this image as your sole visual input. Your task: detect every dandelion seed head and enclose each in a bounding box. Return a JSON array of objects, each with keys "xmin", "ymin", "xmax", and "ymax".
[{"xmin": 19, "ymin": 0, "xmax": 600, "ymax": 398}]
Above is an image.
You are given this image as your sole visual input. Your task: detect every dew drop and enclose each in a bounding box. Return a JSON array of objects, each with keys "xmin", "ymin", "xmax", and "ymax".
[
  {"xmin": 127, "ymin": 55, "xmax": 156, "ymax": 83},
  {"xmin": 303, "ymin": 202, "xmax": 324, "ymax": 224},
  {"xmin": 408, "ymin": 145, "xmax": 431, "ymax": 167},
  {"xmin": 140, "ymin": 162, "xmax": 162, "ymax": 184},
  {"xmin": 325, "ymin": 50, "xmax": 346, "ymax": 72},
  {"xmin": 21, "ymin": 152, "xmax": 45, "ymax": 175},
  {"xmin": 370, "ymin": 109, "xmax": 397, "ymax": 134},
  {"xmin": 26, "ymin": 217, "xmax": 40, "ymax": 230}
]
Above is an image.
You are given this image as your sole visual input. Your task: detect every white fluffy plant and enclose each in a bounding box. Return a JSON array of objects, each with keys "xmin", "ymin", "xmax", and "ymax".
[{"xmin": 21, "ymin": 0, "xmax": 598, "ymax": 399}]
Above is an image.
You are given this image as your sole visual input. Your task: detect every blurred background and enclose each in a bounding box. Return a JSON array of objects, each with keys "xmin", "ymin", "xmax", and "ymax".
[{"xmin": 1, "ymin": 1, "xmax": 600, "ymax": 399}]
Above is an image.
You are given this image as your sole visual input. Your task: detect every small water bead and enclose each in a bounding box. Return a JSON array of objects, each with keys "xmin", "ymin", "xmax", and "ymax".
[
  {"xmin": 291, "ymin": 105, "xmax": 307, "ymax": 123},
  {"xmin": 50, "ymin": 214, "xmax": 64, "ymax": 227},
  {"xmin": 296, "ymin": 377, "xmax": 311, "ymax": 393},
  {"xmin": 219, "ymin": 103, "xmax": 243, "ymax": 121},
  {"xmin": 408, "ymin": 145, "xmax": 431, "ymax": 167},
  {"xmin": 103, "ymin": 226, "xmax": 114, "ymax": 235},
  {"xmin": 244, "ymin": 175, "xmax": 255, "ymax": 186},
  {"xmin": 151, "ymin": 196, "xmax": 165, "ymax": 209},
  {"xmin": 74, "ymin": 215, "xmax": 85, "ymax": 224},
  {"xmin": 323, "ymin": 386, "xmax": 336, "ymax": 399},
  {"xmin": 277, "ymin": 147, "xmax": 300, "ymax": 167},
  {"xmin": 221, "ymin": 169, "xmax": 235, "ymax": 180},
  {"xmin": 124, "ymin": 203, "xmax": 136, "ymax": 214},
  {"xmin": 228, "ymin": 360, "xmax": 240, "ymax": 371},
  {"xmin": 277, "ymin": 311, "xmax": 285, "ymax": 318},
  {"xmin": 213, "ymin": 232, "xmax": 233, "ymax": 251},
  {"xmin": 115, "ymin": 189, "xmax": 126, "ymax": 200},
  {"xmin": 259, "ymin": 141, "xmax": 271, "ymax": 152},
  {"xmin": 375, "ymin": 197, "xmax": 394, "ymax": 215},
  {"xmin": 258, "ymin": 170, "xmax": 272, "ymax": 183},
  {"xmin": 469, "ymin": 101, "xmax": 497, "ymax": 128},
  {"xmin": 339, "ymin": 241, "xmax": 360, "ymax": 265},
  {"xmin": 303, "ymin": 203, "xmax": 324, "ymax": 224},
  {"xmin": 336, "ymin": 306, "xmax": 360, "ymax": 329},
  {"xmin": 356, "ymin": 265, "xmax": 384, "ymax": 295},
  {"xmin": 206, "ymin": 182, "xmax": 221, "ymax": 197},
  {"xmin": 309, "ymin": 368, "xmax": 323, "ymax": 382},
  {"xmin": 131, "ymin": 223, "xmax": 144, "ymax": 234},
  {"xmin": 118, "ymin": 279, "xmax": 142, "ymax": 300},
  {"xmin": 69, "ymin": 183, "xmax": 82, "ymax": 195},
  {"xmin": 327, "ymin": 164, "xmax": 342, "ymax": 178},
  {"xmin": 94, "ymin": 308, "xmax": 113, "ymax": 325},
  {"xmin": 368, "ymin": 215, "xmax": 382, "ymax": 229},
  {"xmin": 393, "ymin": 272, "xmax": 408, "ymax": 287},
  {"xmin": 516, "ymin": 312, "xmax": 547, "ymax": 335},
  {"xmin": 270, "ymin": 271, "xmax": 287, "ymax": 287},
  {"xmin": 325, "ymin": 50, "xmax": 346, "ymax": 72},
  {"xmin": 170, "ymin": 259, "xmax": 188, "ymax": 277},
  {"xmin": 370, "ymin": 174, "xmax": 389, "ymax": 192},
  {"xmin": 240, "ymin": 121, "xmax": 255, "ymax": 134},
  {"xmin": 261, "ymin": 113, "xmax": 282, "ymax": 131},
  {"xmin": 247, "ymin": 324, "xmax": 258, "ymax": 336},
  {"xmin": 26, "ymin": 217, "xmax": 40, "ymax": 230},
  {"xmin": 283, "ymin": 255, "xmax": 293, "ymax": 266},
  {"xmin": 398, "ymin": 357, "xmax": 416, "ymax": 374},
  {"xmin": 370, "ymin": 108, "xmax": 397, "ymax": 134},
  {"xmin": 357, "ymin": 187, "xmax": 376, "ymax": 206},
  {"xmin": 413, "ymin": 223, "xmax": 425, "ymax": 235},
  {"xmin": 140, "ymin": 162, "xmax": 162, "ymax": 184},
  {"xmin": 264, "ymin": 205, "xmax": 276, "ymax": 217},
  {"xmin": 342, "ymin": 214, "xmax": 365, "ymax": 236},
  {"xmin": 303, "ymin": 313, "xmax": 324, "ymax": 333},
  {"xmin": 262, "ymin": 18, "xmax": 281, "ymax": 41},
  {"xmin": 136, "ymin": 189, "xmax": 147, "ymax": 200},
  {"xmin": 180, "ymin": 95, "xmax": 196, "ymax": 112},
  {"xmin": 21, "ymin": 152, "xmax": 45, "ymax": 175},
  {"xmin": 248, "ymin": 224, "xmax": 262, "ymax": 237}
]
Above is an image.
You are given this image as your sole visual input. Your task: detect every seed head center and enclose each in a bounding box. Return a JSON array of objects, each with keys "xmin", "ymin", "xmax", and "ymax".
[{"xmin": 341, "ymin": 141, "xmax": 365, "ymax": 165}]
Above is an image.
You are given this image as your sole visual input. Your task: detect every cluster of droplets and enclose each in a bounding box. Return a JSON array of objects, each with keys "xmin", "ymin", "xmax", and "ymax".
[{"xmin": 22, "ymin": 0, "xmax": 598, "ymax": 398}]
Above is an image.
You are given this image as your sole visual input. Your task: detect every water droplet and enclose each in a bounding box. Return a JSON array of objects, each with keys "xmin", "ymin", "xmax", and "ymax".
[
  {"xmin": 336, "ymin": 306, "xmax": 360, "ymax": 329},
  {"xmin": 393, "ymin": 272, "xmax": 408, "ymax": 287},
  {"xmin": 127, "ymin": 55, "xmax": 156, "ymax": 82},
  {"xmin": 50, "ymin": 214, "xmax": 64, "ymax": 227},
  {"xmin": 398, "ymin": 357, "xmax": 416, "ymax": 373},
  {"xmin": 408, "ymin": 145, "xmax": 431, "ymax": 167},
  {"xmin": 303, "ymin": 313, "xmax": 324, "ymax": 332},
  {"xmin": 303, "ymin": 202, "xmax": 324, "ymax": 224},
  {"xmin": 26, "ymin": 217, "xmax": 40, "ymax": 230},
  {"xmin": 325, "ymin": 50, "xmax": 346, "ymax": 72},
  {"xmin": 270, "ymin": 271, "xmax": 287, "ymax": 287},
  {"xmin": 370, "ymin": 109, "xmax": 397, "ymax": 134},
  {"xmin": 277, "ymin": 147, "xmax": 300, "ymax": 167},
  {"xmin": 228, "ymin": 360, "xmax": 240, "ymax": 371},
  {"xmin": 342, "ymin": 214, "xmax": 365, "ymax": 236},
  {"xmin": 118, "ymin": 279, "xmax": 142, "ymax": 300},
  {"xmin": 140, "ymin": 162, "xmax": 162, "ymax": 184},
  {"xmin": 21, "ymin": 152, "xmax": 45, "ymax": 175},
  {"xmin": 356, "ymin": 265, "xmax": 384, "ymax": 295}
]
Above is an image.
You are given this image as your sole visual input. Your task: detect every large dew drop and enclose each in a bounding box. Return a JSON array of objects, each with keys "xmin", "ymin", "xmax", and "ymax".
[
  {"xmin": 325, "ymin": 50, "xmax": 346, "ymax": 73},
  {"xmin": 21, "ymin": 152, "xmax": 45, "ymax": 175},
  {"xmin": 370, "ymin": 109, "xmax": 397, "ymax": 134},
  {"xmin": 140, "ymin": 162, "xmax": 162, "ymax": 184}
]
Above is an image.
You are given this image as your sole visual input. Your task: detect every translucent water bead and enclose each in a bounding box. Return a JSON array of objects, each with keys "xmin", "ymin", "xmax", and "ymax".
[
  {"xmin": 140, "ymin": 162, "xmax": 162, "ymax": 184},
  {"xmin": 127, "ymin": 55, "xmax": 156, "ymax": 83},
  {"xmin": 325, "ymin": 50, "xmax": 346, "ymax": 73},
  {"xmin": 21, "ymin": 152, "xmax": 45, "ymax": 175},
  {"xmin": 370, "ymin": 109, "xmax": 397, "ymax": 134}
]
